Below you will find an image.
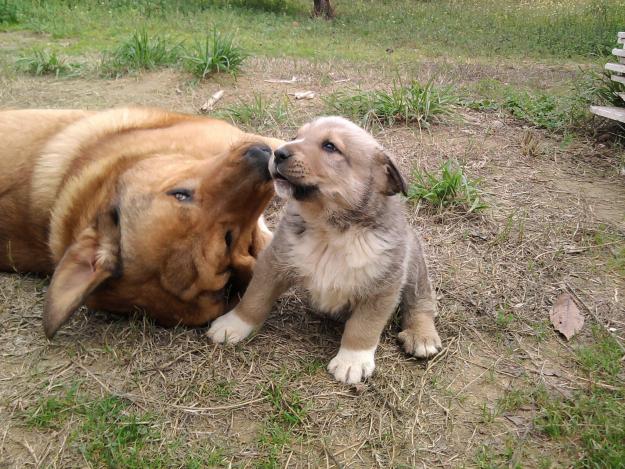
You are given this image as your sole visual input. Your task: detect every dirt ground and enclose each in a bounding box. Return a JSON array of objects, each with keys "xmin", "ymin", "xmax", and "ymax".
[{"xmin": 1, "ymin": 51, "xmax": 624, "ymax": 468}]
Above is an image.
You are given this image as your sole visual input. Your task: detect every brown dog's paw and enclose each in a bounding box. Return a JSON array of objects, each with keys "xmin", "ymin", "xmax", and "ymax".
[{"xmin": 398, "ymin": 328, "xmax": 442, "ymax": 358}]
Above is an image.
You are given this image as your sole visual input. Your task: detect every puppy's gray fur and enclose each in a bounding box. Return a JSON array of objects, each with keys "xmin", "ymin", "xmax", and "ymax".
[{"xmin": 208, "ymin": 116, "xmax": 441, "ymax": 384}]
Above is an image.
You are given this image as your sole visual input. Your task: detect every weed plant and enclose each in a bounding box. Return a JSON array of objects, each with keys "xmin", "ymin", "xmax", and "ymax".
[
  {"xmin": 15, "ymin": 48, "xmax": 78, "ymax": 77},
  {"xmin": 325, "ymin": 81, "xmax": 457, "ymax": 127},
  {"xmin": 183, "ymin": 29, "xmax": 246, "ymax": 79},
  {"xmin": 407, "ymin": 159, "xmax": 486, "ymax": 213},
  {"xmin": 100, "ymin": 30, "xmax": 182, "ymax": 77}
]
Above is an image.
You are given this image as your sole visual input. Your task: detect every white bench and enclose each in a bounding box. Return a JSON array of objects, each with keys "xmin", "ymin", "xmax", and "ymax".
[{"xmin": 590, "ymin": 32, "xmax": 625, "ymax": 124}]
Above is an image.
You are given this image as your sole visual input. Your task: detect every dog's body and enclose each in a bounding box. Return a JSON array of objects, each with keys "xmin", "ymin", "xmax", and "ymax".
[
  {"xmin": 208, "ymin": 116, "xmax": 441, "ymax": 384},
  {"xmin": 0, "ymin": 107, "xmax": 282, "ymax": 337}
]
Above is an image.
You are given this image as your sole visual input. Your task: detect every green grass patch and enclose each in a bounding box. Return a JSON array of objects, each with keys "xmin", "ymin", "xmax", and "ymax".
[
  {"xmin": 217, "ymin": 94, "xmax": 290, "ymax": 130},
  {"xmin": 577, "ymin": 326, "xmax": 624, "ymax": 382},
  {"xmin": 24, "ymin": 384, "xmax": 225, "ymax": 468},
  {"xmin": 254, "ymin": 375, "xmax": 308, "ymax": 468},
  {"xmin": 534, "ymin": 330, "xmax": 625, "ymax": 467},
  {"xmin": 100, "ymin": 30, "xmax": 183, "ymax": 78},
  {"xmin": 15, "ymin": 47, "xmax": 79, "ymax": 77},
  {"xmin": 263, "ymin": 378, "xmax": 308, "ymax": 427},
  {"xmin": 325, "ymin": 81, "xmax": 457, "ymax": 128},
  {"xmin": 183, "ymin": 28, "xmax": 247, "ymax": 79},
  {"xmin": 0, "ymin": 0, "xmax": 18, "ymax": 24},
  {"xmin": 5, "ymin": 1, "xmax": 625, "ymax": 62},
  {"xmin": 407, "ymin": 159, "xmax": 486, "ymax": 213}
]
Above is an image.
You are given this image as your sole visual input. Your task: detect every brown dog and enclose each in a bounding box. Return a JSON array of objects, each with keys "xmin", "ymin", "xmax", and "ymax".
[
  {"xmin": 0, "ymin": 107, "xmax": 283, "ymax": 338},
  {"xmin": 208, "ymin": 116, "xmax": 441, "ymax": 384}
]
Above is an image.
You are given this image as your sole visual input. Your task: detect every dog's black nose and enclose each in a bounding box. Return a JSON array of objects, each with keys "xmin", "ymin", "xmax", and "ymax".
[
  {"xmin": 244, "ymin": 144, "xmax": 272, "ymax": 180},
  {"xmin": 274, "ymin": 147, "xmax": 292, "ymax": 162}
]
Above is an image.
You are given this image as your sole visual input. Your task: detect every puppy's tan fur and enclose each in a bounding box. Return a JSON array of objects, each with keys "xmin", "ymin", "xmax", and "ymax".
[
  {"xmin": 0, "ymin": 107, "xmax": 283, "ymax": 338},
  {"xmin": 208, "ymin": 116, "xmax": 441, "ymax": 384}
]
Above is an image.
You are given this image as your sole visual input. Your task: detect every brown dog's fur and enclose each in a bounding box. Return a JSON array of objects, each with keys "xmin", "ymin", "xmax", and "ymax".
[
  {"xmin": 0, "ymin": 107, "xmax": 283, "ymax": 337},
  {"xmin": 208, "ymin": 116, "xmax": 442, "ymax": 384}
]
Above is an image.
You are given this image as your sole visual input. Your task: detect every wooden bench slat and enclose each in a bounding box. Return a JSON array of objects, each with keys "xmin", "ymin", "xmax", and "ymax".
[
  {"xmin": 590, "ymin": 105, "xmax": 625, "ymax": 124},
  {"xmin": 612, "ymin": 75, "xmax": 625, "ymax": 85},
  {"xmin": 619, "ymin": 93, "xmax": 625, "ymax": 103},
  {"xmin": 619, "ymin": 32, "xmax": 625, "ymax": 39},
  {"xmin": 605, "ymin": 63, "xmax": 625, "ymax": 74},
  {"xmin": 613, "ymin": 48, "xmax": 625, "ymax": 58}
]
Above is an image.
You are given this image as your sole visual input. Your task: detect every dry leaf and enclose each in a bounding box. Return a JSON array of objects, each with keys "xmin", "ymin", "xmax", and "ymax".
[
  {"xmin": 549, "ymin": 293, "xmax": 584, "ymax": 340},
  {"xmin": 288, "ymin": 91, "xmax": 315, "ymax": 100}
]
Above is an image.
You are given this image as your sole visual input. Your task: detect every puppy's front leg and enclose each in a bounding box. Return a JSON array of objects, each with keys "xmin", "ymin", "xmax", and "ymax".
[
  {"xmin": 328, "ymin": 292, "xmax": 400, "ymax": 384},
  {"xmin": 397, "ymin": 238, "xmax": 441, "ymax": 357},
  {"xmin": 207, "ymin": 247, "xmax": 287, "ymax": 344}
]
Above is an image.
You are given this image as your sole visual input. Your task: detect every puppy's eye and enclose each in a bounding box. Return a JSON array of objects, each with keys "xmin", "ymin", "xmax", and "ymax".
[
  {"xmin": 167, "ymin": 188, "xmax": 193, "ymax": 202},
  {"xmin": 322, "ymin": 141, "xmax": 338, "ymax": 153},
  {"xmin": 225, "ymin": 230, "xmax": 233, "ymax": 248}
]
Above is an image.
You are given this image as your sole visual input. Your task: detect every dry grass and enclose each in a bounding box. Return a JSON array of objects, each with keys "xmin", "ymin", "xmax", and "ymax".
[{"xmin": 1, "ymin": 54, "xmax": 625, "ymax": 468}]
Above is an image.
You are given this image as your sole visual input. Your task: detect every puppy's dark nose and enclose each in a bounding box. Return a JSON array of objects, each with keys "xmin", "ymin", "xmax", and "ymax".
[{"xmin": 274, "ymin": 147, "xmax": 292, "ymax": 163}]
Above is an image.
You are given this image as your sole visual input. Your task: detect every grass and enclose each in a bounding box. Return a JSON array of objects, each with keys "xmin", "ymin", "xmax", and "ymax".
[
  {"xmin": 533, "ymin": 329, "xmax": 625, "ymax": 467},
  {"xmin": 15, "ymin": 47, "xmax": 79, "ymax": 77},
  {"xmin": 3, "ymin": 1, "xmax": 624, "ymax": 62},
  {"xmin": 100, "ymin": 30, "xmax": 182, "ymax": 78},
  {"xmin": 407, "ymin": 159, "xmax": 486, "ymax": 212},
  {"xmin": 24, "ymin": 384, "xmax": 225, "ymax": 468},
  {"xmin": 324, "ymin": 81, "xmax": 457, "ymax": 128},
  {"xmin": 217, "ymin": 94, "xmax": 290, "ymax": 130},
  {"xmin": 183, "ymin": 29, "xmax": 247, "ymax": 79},
  {"xmin": 254, "ymin": 375, "xmax": 308, "ymax": 468},
  {"xmin": 0, "ymin": 0, "xmax": 17, "ymax": 24}
]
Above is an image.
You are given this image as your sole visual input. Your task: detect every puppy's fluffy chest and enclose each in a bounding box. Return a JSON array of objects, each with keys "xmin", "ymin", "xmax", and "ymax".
[{"xmin": 286, "ymin": 221, "xmax": 394, "ymax": 314}]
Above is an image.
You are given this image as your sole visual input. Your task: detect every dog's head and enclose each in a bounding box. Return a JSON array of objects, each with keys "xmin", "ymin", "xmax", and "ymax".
[
  {"xmin": 270, "ymin": 116, "xmax": 406, "ymax": 211},
  {"xmin": 43, "ymin": 140, "xmax": 275, "ymax": 338}
]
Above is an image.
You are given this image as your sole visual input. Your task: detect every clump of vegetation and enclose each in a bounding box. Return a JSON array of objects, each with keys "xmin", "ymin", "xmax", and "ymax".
[
  {"xmin": 15, "ymin": 48, "xmax": 78, "ymax": 77},
  {"xmin": 501, "ymin": 91, "xmax": 576, "ymax": 131},
  {"xmin": 533, "ymin": 328, "xmax": 625, "ymax": 467},
  {"xmin": 407, "ymin": 159, "xmax": 486, "ymax": 212},
  {"xmin": 577, "ymin": 69, "xmax": 625, "ymax": 108},
  {"xmin": 25, "ymin": 384, "xmax": 225, "ymax": 467},
  {"xmin": 216, "ymin": 93, "xmax": 290, "ymax": 130},
  {"xmin": 183, "ymin": 29, "xmax": 247, "ymax": 79},
  {"xmin": 100, "ymin": 30, "xmax": 182, "ymax": 77},
  {"xmin": 254, "ymin": 374, "xmax": 308, "ymax": 468},
  {"xmin": 325, "ymin": 81, "xmax": 457, "ymax": 127},
  {"xmin": 0, "ymin": 0, "xmax": 18, "ymax": 24}
]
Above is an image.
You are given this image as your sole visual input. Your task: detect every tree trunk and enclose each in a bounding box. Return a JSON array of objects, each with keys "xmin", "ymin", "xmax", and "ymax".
[{"xmin": 312, "ymin": 0, "xmax": 334, "ymax": 19}]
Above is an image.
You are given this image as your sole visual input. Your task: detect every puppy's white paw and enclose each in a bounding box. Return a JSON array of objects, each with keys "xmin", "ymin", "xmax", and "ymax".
[
  {"xmin": 207, "ymin": 309, "xmax": 254, "ymax": 344},
  {"xmin": 398, "ymin": 328, "xmax": 442, "ymax": 358},
  {"xmin": 327, "ymin": 347, "xmax": 376, "ymax": 384}
]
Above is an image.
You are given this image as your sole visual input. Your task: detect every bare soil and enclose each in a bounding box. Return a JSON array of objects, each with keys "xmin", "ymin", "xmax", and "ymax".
[{"xmin": 1, "ymin": 51, "xmax": 624, "ymax": 468}]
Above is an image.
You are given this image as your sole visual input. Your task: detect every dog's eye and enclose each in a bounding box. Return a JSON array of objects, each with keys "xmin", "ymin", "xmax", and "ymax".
[
  {"xmin": 167, "ymin": 188, "xmax": 193, "ymax": 202},
  {"xmin": 322, "ymin": 141, "xmax": 338, "ymax": 153},
  {"xmin": 225, "ymin": 230, "xmax": 233, "ymax": 248}
]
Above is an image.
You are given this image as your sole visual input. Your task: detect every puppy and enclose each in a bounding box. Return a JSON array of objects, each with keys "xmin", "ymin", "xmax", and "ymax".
[
  {"xmin": 208, "ymin": 116, "xmax": 441, "ymax": 384},
  {"xmin": 0, "ymin": 107, "xmax": 282, "ymax": 337}
]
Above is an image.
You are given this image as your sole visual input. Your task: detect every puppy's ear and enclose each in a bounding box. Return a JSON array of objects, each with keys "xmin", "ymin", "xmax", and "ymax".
[
  {"xmin": 43, "ymin": 209, "xmax": 120, "ymax": 338},
  {"xmin": 379, "ymin": 151, "xmax": 407, "ymax": 196}
]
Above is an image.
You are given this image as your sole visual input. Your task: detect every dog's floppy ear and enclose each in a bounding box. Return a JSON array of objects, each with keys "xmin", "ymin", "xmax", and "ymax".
[
  {"xmin": 43, "ymin": 209, "xmax": 120, "ymax": 338},
  {"xmin": 379, "ymin": 150, "xmax": 407, "ymax": 196}
]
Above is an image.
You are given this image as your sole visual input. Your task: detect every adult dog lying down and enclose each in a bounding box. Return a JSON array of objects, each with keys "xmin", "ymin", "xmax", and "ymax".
[{"xmin": 0, "ymin": 107, "xmax": 282, "ymax": 338}]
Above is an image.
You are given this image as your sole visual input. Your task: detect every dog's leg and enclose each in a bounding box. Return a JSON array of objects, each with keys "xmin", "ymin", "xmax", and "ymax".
[
  {"xmin": 328, "ymin": 291, "xmax": 400, "ymax": 384},
  {"xmin": 207, "ymin": 246, "xmax": 287, "ymax": 344},
  {"xmin": 397, "ymin": 236, "xmax": 441, "ymax": 358}
]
